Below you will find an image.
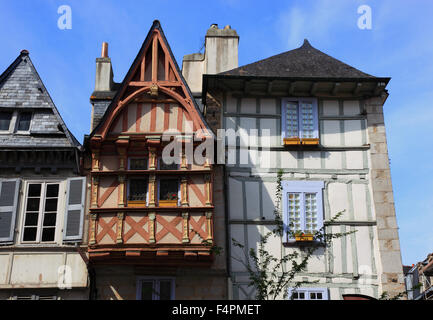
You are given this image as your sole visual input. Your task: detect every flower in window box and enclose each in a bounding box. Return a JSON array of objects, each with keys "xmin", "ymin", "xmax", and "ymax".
[
  {"xmin": 165, "ymin": 192, "xmax": 178, "ymax": 200},
  {"xmin": 294, "ymin": 231, "xmax": 314, "ymax": 241}
]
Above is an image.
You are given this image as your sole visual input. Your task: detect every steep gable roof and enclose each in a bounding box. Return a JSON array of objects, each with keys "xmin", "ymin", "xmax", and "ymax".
[
  {"xmin": 91, "ymin": 20, "xmax": 213, "ymax": 139},
  {"xmin": 0, "ymin": 51, "xmax": 80, "ymax": 148},
  {"xmin": 220, "ymin": 39, "xmax": 381, "ymax": 79}
]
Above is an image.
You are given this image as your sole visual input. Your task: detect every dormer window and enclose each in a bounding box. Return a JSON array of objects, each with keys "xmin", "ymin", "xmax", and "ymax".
[
  {"xmin": 281, "ymin": 98, "xmax": 319, "ymax": 145},
  {"xmin": 16, "ymin": 112, "xmax": 32, "ymax": 132},
  {"xmin": 0, "ymin": 112, "xmax": 12, "ymax": 131}
]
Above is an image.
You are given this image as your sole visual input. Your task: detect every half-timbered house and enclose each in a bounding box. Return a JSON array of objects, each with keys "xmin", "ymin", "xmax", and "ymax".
[
  {"xmin": 184, "ymin": 25, "xmax": 405, "ymax": 299},
  {"xmin": 84, "ymin": 20, "xmax": 227, "ymax": 300}
]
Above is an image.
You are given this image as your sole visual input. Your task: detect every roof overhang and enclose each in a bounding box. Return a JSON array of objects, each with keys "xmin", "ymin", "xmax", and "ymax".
[{"xmin": 202, "ymin": 74, "xmax": 391, "ymax": 100}]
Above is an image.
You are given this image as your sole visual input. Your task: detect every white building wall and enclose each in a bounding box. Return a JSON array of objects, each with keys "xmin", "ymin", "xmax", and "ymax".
[{"xmin": 224, "ymin": 93, "xmax": 381, "ymax": 299}]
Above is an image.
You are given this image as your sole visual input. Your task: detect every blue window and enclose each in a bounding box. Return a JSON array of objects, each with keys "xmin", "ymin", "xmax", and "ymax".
[
  {"xmin": 281, "ymin": 98, "xmax": 319, "ymax": 143},
  {"xmin": 282, "ymin": 181, "xmax": 324, "ymax": 240}
]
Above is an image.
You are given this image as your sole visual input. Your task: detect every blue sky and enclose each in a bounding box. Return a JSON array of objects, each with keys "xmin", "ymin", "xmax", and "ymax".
[{"xmin": 0, "ymin": 0, "xmax": 432, "ymax": 265}]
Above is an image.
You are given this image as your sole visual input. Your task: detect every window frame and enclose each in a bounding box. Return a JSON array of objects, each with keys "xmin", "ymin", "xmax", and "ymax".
[
  {"xmin": 288, "ymin": 287, "xmax": 329, "ymax": 300},
  {"xmin": 20, "ymin": 180, "xmax": 62, "ymax": 244},
  {"xmin": 15, "ymin": 111, "xmax": 33, "ymax": 133},
  {"xmin": 281, "ymin": 180, "xmax": 324, "ymax": 242},
  {"xmin": 136, "ymin": 277, "xmax": 175, "ymax": 300},
  {"xmin": 158, "ymin": 156, "xmax": 180, "ymax": 171},
  {"xmin": 0, "ymin": 111, "xmax": 14, "ymax": 133},
  {"xmin": 281, "ymin": 97, "xmax": 319, "ymax": 144}
]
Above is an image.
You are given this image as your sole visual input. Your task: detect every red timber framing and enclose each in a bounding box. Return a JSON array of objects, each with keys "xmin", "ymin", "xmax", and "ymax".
[{"xmin": 87, "ymin": 20, "xmax": 214, "ymax": 265}]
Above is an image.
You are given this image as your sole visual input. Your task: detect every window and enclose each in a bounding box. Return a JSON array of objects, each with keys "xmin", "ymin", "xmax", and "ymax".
[
  {"xmin": 281, "ymin": 98, "xmax": 318, "ymax": 145},
  {"xmin": 158, "ymin": 178, "xmax": 179, "ymax": 207},
  {"xmin": 22, "ymin": 182, "xmax": 59, "ymax": 243},
  {"xmin": 0, "ymin": 112, "xmax": 12, "ymax": 131},
  {"xmin": 16, "ymin": 112, "xmax": 32, "ymax": 131},
  {"xmin": 159, "ymin": 157, "xmax": 179, "ymax": 170},
  {"xmin": 288, "ymin": 288, "xmax": 329, "ymax": 300},
  {"xmin": 282, "ymin": 181, "xmax": 324, "ymax": 241},
  {"xmin": 127, "ymin": 178, "xmax": 148, "ymax": 207},
  {"xmin": 12, "ymin": 294, "xmax": 57, "ymax": 300},
  {"xmin": 137, "ymin": 278, "xmax": 175, "ymax": 300},
  {"xmin": 128, "ymin": 157, "xmax": 148, "ymax": 170}
]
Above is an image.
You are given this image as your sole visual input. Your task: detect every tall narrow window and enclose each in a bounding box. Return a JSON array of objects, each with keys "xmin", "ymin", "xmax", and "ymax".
[
  {"xmin": 158, "ymin": 178, "xmax": 179, "ymax": 207},
  {"xmin": 23, "ymin": 182, "xmax": 59, "ymax": 243},
  {"xmin": 282, "ymin": 181, "xmax": 324, "ymax": 241},
  {"xmin": 281, "ymin": 98, "xmax": 318, "ymax": 145},
  {"xmin": 127, "ymin": 178, "xmax": 148, "ymax": 207},
  {"xmin": 17, "ymin": 112, "xmax": 32, "ymax": 131},
  {"xmin": 0, "ymin": 112, "xmax": 12, "ymax": 131}
]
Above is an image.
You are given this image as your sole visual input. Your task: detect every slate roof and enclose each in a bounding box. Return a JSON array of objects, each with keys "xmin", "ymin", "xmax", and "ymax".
[
  {"xmin": 0, "ymin": 51, "xmax": 80, "ymax": 148},
  {"xmin": 220, "ymin": 39, "xmax": 379, "ymax": 79},
  {"xmin": 90, "ymin": 20, "xmax": 214, "ymax": 138}
]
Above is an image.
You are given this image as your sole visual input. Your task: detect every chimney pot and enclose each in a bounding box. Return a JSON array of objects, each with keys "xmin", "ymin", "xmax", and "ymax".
[
  {"xmin": 224, "ymin": 25, "xmax": 231, "ymax": 29},
  {"xmin": 210, "ymin": 23, "xmax": 218, "ymax": 29},
  {"xmin": 101, "ymin": 42, "xmax": 109, "ymax": 58}
]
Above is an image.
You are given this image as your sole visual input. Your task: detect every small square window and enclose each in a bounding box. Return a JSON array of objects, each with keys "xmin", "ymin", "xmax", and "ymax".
[
  {"xmin": 129, "ymin": 158, "xmax": 148, "ymax": 170},
  {"xmin": 0, "ymin": 112, "xmax": 12, "ymax": 131},
  {"xmin": 137, "ymin": 278, "xmax": 175, "ymax": 300},
  {"xmin": 159, "ymin": 157, "xmax": 179, "ymax": 170},
  {"xmin": 17, "ymin": 112, "xmax": 32, "ymax": 131}
]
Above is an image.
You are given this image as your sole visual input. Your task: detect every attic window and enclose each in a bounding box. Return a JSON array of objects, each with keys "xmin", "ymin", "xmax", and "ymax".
[
  {"xmin": 17, "ymin": 112, "xmax": 32, "ymax": 131},
  {"xmin": 281, "ymin": 98, "xmax": 319, "ymax": 146},
  {"xmin": 0, "ymin": 112, "xmax": 12, "ymax": 131}
]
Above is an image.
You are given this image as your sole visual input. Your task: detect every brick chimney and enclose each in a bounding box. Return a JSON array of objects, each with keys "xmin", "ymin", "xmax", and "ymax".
[
  {"xmin": 90, "ymin": 42, "xmax": 115, "ymax": 131},
  {"xmin": 182, "ymin": 24, "xmax": 239, "ymax": 94}
]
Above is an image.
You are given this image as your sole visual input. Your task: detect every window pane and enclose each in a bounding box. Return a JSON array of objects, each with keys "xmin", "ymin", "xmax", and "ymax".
[
  {"xmin": 159, "ymin": 280, "xmax": 172, "ymax": 300},
  {"xmin": 159, "ymin": 158, "xmax": 178, "ymax": 170},
  {"xmin": 304, "ymin": 193, "xmax": 318, "ymax": 233},
  {"xmin": 299, "ymin": 292, "xmax": 305, "ymax": 300},
  {"xmin": 28, "ymin": 184, "xmax": 41, "ymax": 197},
  {"xmin": 286, "ymin": 102, "xmax": 298, "ymax": 137},
  {"xmin": 45, "ymin": 198, "xmax": 58, "ymax": 212},
  {"xmin": 46, "ymin": 184, "xmax": 59, "ymax": 198},
  {"xmin": 43, "ymin": 213, "xmax": 57, "ymax": 227},
  {"xmin": 26, "ymin": 198, "xmax": 40, "ymax": 212},
  {"xmin": 23, "ymin": 227, "xmax": 37, "ymax": 241},
  {"xmin": 159, "ymin": 179, "xmax": 178, "ymax": 200},
  {"xmin": 301, "ymin": 103, "xmax": 314, "ymax": 138},
  {"xmin": 41, "ymin": 227, "xmax": 55, "ymax": 242},
  {"xmin": 25, "ymin": 213, "xmax": 39, "ymax": 226},
  {"xmin": 0, "ymin": 112, "xmax": 12, "ymax": 131},
  {"xmin": 17, "ymin": 112, "xmax": 31, "ymax": 131},
  {"xmin": 128, "ymin": 179, "xmax": 148, "ymax": 201},
  {"xmin": 317, "ymin": 292, "xmax": 323, "ymax": 300},
  {"xmin": 141, "ymin": 281, "xmax": 154, "ymax": 300},
  {"xmin": 129, "ymin": 158, "xmax": 148, "ymax": 170},
  {"xmin": 287, "ymin": 193, "xmax": 301, "ymax": 232}
]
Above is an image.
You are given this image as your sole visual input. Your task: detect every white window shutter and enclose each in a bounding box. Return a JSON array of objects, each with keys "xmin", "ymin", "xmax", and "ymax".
[
  {"xmin": 63, "ymin": 177, "xmax": 86, "ymax": 242},
  {"xmin": 0, "ymin": 179, "xmax": 21, "ymax": 243}
]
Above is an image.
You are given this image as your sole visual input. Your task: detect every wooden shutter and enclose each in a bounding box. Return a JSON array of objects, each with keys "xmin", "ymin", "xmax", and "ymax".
[
  {"xmin": 0, "ymin": 179, "xmax": 20, "ymax": 243},
  {"xmin": 63, "ymin": 177, "xmax": 86, "ymax": 242}
]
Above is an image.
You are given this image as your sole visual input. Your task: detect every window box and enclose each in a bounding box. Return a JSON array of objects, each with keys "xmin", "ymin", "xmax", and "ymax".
[
  {"xmin": 301, "ymin": 138, "xmax": 319, "ymax": 145},
  {"xmin": 158, "ymin": 200, "xmax": 178, "ymax": 207},
  {"xmin": 283, "ymin": 137, "xmax": 301, "ymax": 146},
  {"xmin": 295, "ymin": 233, "xmax": 314, "ymax": 241}
]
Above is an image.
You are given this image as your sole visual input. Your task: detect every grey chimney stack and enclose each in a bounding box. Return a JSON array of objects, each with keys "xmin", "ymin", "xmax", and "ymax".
[
  {"xmin": 95, "ymin": 42, "xmax": 113, "ymax": 92},
  {"xmin": 182, "ymin": 24, "xmax": 239, "ymax": 94}
]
